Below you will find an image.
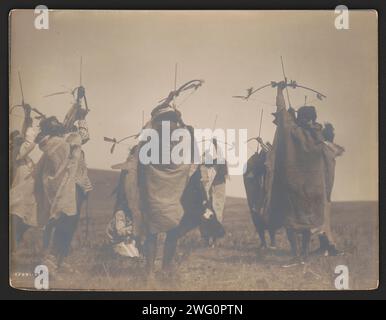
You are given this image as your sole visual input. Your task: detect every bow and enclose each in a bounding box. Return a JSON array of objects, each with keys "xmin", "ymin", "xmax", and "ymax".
[
  {"xmin": 10, "ymin": 71, "xmax": 46, "ymax": 137},
  {"xmin": 198, "ymin": 138, "xmax": 235, "ymax": 151},
  {"xmin": 233, "ymin": 80, "xmax": 326, "ymax": 102},
  {"xmin": 103, "ymin": 134, "xmax": 138, "ymax": 154},
  {"xmin": 44, "ymin": 57, "xmax": 90, "ymax": 132},
  {"xmin": 43, "ymin": 86, "xmax": 89, "ymax": 111},
  {"xmin": 247, "ymin": 137, "xmax": 272, "ymax": 153},
  {"xmin": 158, "ymin": 79, "xmax": 204, "ymax": 107},
  {"xmin": 10, "ymin": 104, "xmax": 46, "ymax": 120},
  {"xmin": 104, "ymin": 108, "xmax": 150, "ymax": 154}
]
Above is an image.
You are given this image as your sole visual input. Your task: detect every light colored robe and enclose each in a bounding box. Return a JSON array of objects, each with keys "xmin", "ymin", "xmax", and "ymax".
[
  {"xmin": 200, "ymin": 164, "xmax": 227, "ymax": 223},
  {"xmin": 34, "ymin": 135, "xmax": 78, "ymax": 225},
  {"xmin": 66, "ymin": 120, "xmax": 93, "ymax": 194},
  {"xmin": 10, "ymin": 127, "xmax": 38, "ymax": 226},
  {"xmin": 319, "ymin": 141, "xmax": 344, "ymax": 242}
]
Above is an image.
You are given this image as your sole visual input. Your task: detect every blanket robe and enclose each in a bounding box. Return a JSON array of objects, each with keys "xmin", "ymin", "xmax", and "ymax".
[
  {"xmin": 244, "ymin": 146, "xmax": 286, "ymax": 230},
  {"xmin": 244, "ymin": 150, "xmax": 266, "ymax": 211},
  {"xmin": 34, "ymin": 118, "xmax": 92, "ymax": 227},
  {"xmin": 210, "ymin": 182, "xmax": 226, "ymax": 223},
  {"xmin": 71, "ymin": 120, "xmax": 93, "ymax": 194},
  {"xmin": 320, "ymin": 141, "xmax": 343, "ymax": 242},
  {"xmin": 34, "ymin": 133, "xmax": 84, "ymax": 226},
  {"xmin": 123, "ymin": 150, "xmax": 145, "ymax": 240},
  {"xmin": 140, "ymin": 119, "xmax": 190, "ymax": 234},
  {"xmin": 10, "ymin": 127, "xmax": 38, "ymax": 226},
  {"xmin": 266, "ymin": 91, "xmax": 327, "ymax": 231},
  {"xmin": 243, "ymin": 150, "xmax": 268, "ymax": 223},
  {"xmin": 200, "ymin": 163, "xmax": 227, "ymax": 223},
  {"xmin": 143, "ymin": 162, "xmax": 192, "ymax": 234},
  {"xmin": 116, "ymin": 155, "xmax": 225, "ymax": 239},
  {"xmin": 120, "ymin": 119, "xmax": 220, "ymax": 236},
  {"xmin": 116, "ymin": 155, "xmax": 200, "ymax": 239},
  {"xmin": 114, "ymin": 125, "xmax": 194, "ymax": 235}
]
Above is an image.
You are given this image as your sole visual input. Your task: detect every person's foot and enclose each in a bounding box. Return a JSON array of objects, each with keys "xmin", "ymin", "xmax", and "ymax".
[
  {"xmin": 327, "ymin": 245, "xmax": 344, "ymax": 256},
  {"xmin": 300, "ymin": 254, "xmax": 309, "ymax": 263},
  {"xmin": 312, "ymin": 246, "xmax": 329, "ymax": 256},
  {"xmin": 201, "ymin": 238, "xmax": 210, "ymax": 247}
]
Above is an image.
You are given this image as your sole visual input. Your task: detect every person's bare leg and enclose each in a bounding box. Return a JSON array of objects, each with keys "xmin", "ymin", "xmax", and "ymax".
[
  {"xmin": 268, "ymin": 228, "xmax": 277, "ymax": 248},
  {"xmin": 316, "ymin": 233, "xmax": 329, "ymax": 255},
  {"xmin": 286, "ymin": 228, "xmax": 298, "ymax": 257},
  {"xmin": 257, "ymin": 225, "xmax": 267, "ymax": 249},
  {"xmin": 301, "ymin": 229, "xmax": 311, "ymax": 260},
  {"xmin": 162, "ymin": 223, "xmax": 195, "ymax": 274},
  {"xmin": 163, "ymin": 229, "xmax": 179, "ymax": 273},
  {"xmin": 253, "ymin": 215, "xmax": 267, "ymax": 248},
  {"xmin": 145, "ymin": 233, "xmax": 158, "ymax": 276}
]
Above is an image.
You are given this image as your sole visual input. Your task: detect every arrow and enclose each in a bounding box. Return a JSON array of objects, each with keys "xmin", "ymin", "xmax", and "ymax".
[{"xmin": 280, "ymin": 56, "xmax": 292, "ymax": 108}]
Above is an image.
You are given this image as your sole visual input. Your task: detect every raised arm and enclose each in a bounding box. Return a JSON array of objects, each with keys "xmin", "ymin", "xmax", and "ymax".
[
  {"xmin": 273, "ymin": 81, "xmax": 294, "ymax": 130},
  {"xmin": 276, "ymin": 81, "xmax": 287, "ymax": 112}
]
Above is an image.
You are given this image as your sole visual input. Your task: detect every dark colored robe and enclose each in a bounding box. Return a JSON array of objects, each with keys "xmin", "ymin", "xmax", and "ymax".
[
  {"xmin": 243, "ymin": 150, "xmax": 267, "ymax": 218},
  {"xmin": 266, "ymin": 91, "xmax": 327, "ymax": 231},
  {"xmin": 120, "ymin": 117, "xmax": 225, "ymax": 238}
]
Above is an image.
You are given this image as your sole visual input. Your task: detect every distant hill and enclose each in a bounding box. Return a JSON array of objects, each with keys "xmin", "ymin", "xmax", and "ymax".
[{"xmin": 88, "ymin": 168, "xmax": 378, "ymax": 211}]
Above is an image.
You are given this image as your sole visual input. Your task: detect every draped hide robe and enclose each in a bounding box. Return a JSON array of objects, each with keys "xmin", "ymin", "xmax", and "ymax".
[
  {"xmin": 243, "ymin": 150, "xmax": 269, "ymax": 223},
  {"xmin": 119, "ymin": 119, "xmax": 196, "ymax": 237},
  {"xmin": 10, "ymin": 127, "xmax": 38, "ymax": 227},
  {"xmin": 262, "ymin": 90, "xmax": 327, "ymax": 231},
  {"xmin": 121, "ymin": 118, "xmax": 227, "ymax": 239},
  {"xmin": 34, "ymin": 132, "xmax": 88, "ymax": 226}
]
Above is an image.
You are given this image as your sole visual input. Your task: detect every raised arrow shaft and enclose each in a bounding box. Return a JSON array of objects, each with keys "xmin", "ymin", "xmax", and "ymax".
[
  {"xmin": 18, "ymin": 71, "xmax": 25, "ymax": 105},
  {"xmin": 280, "ymin": 56, "xmax": 292, "ymax": 108}
]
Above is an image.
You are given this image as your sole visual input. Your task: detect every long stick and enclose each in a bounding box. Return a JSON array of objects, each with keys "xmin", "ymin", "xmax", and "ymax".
[
  {"xmin": 85, "ymin": 193, "xmax": 89, "ymax": 244},
  {"xmin": 280, "ymin": 56, "xmax": 292, "ymax": 108},
  {"xmin": 173, "ymin": 63, "xmax": 178, "ymax": 108},
  {"xmin": 17, "ymin": 71, "xmax": 30, "ymax": 137},
  {"xmin": 80, "ymin": 56, "xmax": 83, "ymax": 86},
  {"xmin": 174, "ymin": 63, "xmax": 178, "ymax": 91},
  {"xmin": 18, "ymin": 71, "xmax": 24, "ymax": 105},
  {"xmin": 258, "ymin": 108, "xmax": 264, "ymax": 138}
]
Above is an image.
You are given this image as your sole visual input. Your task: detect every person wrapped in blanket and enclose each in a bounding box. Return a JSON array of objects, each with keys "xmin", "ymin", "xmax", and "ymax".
[
  {"xmin": 316, "ymin": 122, "xmax": 345, "ymax": 256},
  {"xmin": 106, "ymin": 147, "xmax": 140, "ymax": 258},
  {"xmin": 272, "ymin": 82, "xmax": 328, "ymax": 262},
  {"xmin": 34, "ymin": 108, "xmax": 92, "ymax": 271},
  {"xmin": 10, "ymin": 122, "xmax": 39, "ymax": 249},
  {"xmin": 243, "ymin": 137, "xmax": 278, "ymax": 249},
  {"xmin": 199, "ymin": 138, "xmax": 228, "ymax": 247}
]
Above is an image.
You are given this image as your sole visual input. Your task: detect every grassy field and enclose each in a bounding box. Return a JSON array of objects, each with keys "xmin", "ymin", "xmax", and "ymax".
[{"xmin": 10, "ymin": 169, "xmax": 379, "ymax": 291}]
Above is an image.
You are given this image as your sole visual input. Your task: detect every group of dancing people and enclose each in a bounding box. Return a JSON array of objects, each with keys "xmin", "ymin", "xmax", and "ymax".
[{"xmin": 9, "ymin": 78, "xmax": 345, "ymax": 279}]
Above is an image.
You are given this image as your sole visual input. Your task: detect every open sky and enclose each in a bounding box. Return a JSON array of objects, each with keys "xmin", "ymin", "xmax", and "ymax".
[{"xmin": 9, "ymin": 10, "xmax": 378, "ymax": 201}]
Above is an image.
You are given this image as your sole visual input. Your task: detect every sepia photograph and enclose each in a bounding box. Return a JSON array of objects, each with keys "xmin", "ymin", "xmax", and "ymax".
[{"xmin": 9, "ymin": 9, "xmax": 378, "ymax": 291}]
